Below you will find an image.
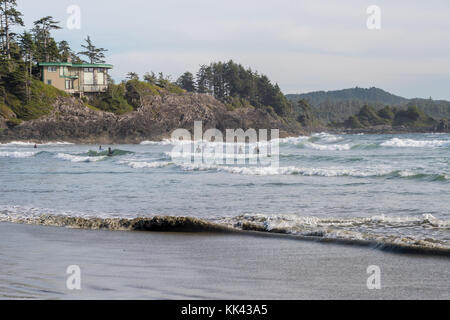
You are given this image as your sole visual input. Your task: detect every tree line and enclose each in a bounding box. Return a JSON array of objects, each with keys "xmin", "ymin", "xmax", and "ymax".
[
  {"xmin": 175, "ymin": 61, "xmax": 291, "ymax": 116},
  {"xmin": 127, "ymin": 61, "xmax": 292, "ymax": 116}
]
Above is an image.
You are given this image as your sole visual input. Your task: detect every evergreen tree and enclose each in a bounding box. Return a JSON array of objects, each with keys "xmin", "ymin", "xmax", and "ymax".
[
  {"xmin": 296, "ymin": 99, "xmax": 320, "ymax": 127},
  {"xmin": 143, "ymin": 71, "xmax": 157, "ymax": 85},
  {"xmin": 0, "ymin": 0, "xmax": 23, "ymax": 61},
  {"xmin": 78, "ymin": 35, "xmax": 108, "ymax": 64},
  {"xmin": 156, "ymin": 72, "xmax": 171, "ymax": 88},
  {"xmin": 58, "ymin": 40, "xmax": 72, "ymax": 62},
  {"xmin": 33, "ymin": 16, "xmax": 61, "ymax": 62},
  {"xmin": 126, "ymin": 72, "xmax": 139, "ymax": 81},
  {"xmin": 196, "ymin": 65, "xmax": 213, "ymax": 94},
  {"xmin": 18, "ymin": 31, "xmax": 35, "ymax": 102},
  {"xmin": 176, "ymin": 72, "xmax": 195, "ymax": 92},
  {"xmin": 191, "ymin": 61, "xmax": 290, "ymax": 116}
]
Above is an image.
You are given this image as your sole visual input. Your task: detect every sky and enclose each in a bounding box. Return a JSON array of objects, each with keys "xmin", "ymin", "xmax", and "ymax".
[{"xmin": 14, "ymin": 0, "xmax": 450, "ymax": 100}]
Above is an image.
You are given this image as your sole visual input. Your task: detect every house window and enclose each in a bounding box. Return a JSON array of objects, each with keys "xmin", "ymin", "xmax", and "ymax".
[
  {"xmin": 47, "ymin": 80, "xmax": 52, "ymax": 85},
  {"xmin": 84, "ymin": 68, "xmax": 94, "ymax": 72},
  {"xmin": 65, "ymin": 80, "xmax": 73, "ymax": 89},
  {"xmin": 97, "ymin": 71, "xmax": 105, "ymax": 85},
  {"xmin": 60, "ymin": 66, "xmax": 68, "ymax": 76},
  {"xmin": 48, "ymin": 66, "xmax": 57, "ymax": 72},
  {"xmin": 84, "ymin": 71, "xmax": 94, "ymax": 85}
]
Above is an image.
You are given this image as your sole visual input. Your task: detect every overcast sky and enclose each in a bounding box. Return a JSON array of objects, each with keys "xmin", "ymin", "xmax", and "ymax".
[{"xmin": 15, "ymin": 0, "xmax": 450, "ymax": 99}]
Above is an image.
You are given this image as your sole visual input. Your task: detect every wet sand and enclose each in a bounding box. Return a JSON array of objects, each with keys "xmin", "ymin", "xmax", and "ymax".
[{"xmin": 0, "ymin": 222, "xmax": 448, "ymax": 299}]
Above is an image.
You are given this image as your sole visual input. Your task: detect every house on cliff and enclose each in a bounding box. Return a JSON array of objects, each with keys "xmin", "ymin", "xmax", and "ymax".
[{"xmin": 39, "ymin": 61, "xmax": 113, "ymax": 96}]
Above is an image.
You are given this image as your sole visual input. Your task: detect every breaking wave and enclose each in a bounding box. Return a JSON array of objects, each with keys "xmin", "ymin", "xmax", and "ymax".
[
  {"xmin": 0, "ymin": 141, "xmax": 73, "ymax": 146},
  {"xmin": 174, "ymin": 163, "xmax": 449, "ymax": 180},
  {"xmin": 55, "ymin": 149, "xmax": 133, "ymax": 163},
  {"xmin": 0, "ymin": 151, "xmax": 40, "ymax": 158},
  {"xmin": 1, "ymin": 210, "xmax": 448, "ymax": 256},
  {"xmin": 302, "ymin": 142, "xmax": 351, "ymax": 151},
  {"xmin": 381, "ymin": 138, "xmax": 450, "ymax": 148},
  {"xmin": 55, "ymin": 153, "xmax": 107, "ymax": 163},
  {"xmin": 118, "ymin": 160, "xmax": 173, "ymax": 169},
  {"xmin": 216, "ymin": 213, "xmax": 450, "ymax": 255},
  {"xmin": 140, "ymin": 139, "xmax": 178, "ymax": 145},
  {"xmin": 0, "ymin": 213, "xmax": 234, "ymax": 233}
]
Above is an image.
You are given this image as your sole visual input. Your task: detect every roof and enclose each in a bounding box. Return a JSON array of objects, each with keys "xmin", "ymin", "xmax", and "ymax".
[{"xmin": 39, "ymin": 62, "xmax": 113, "ymax": 69}]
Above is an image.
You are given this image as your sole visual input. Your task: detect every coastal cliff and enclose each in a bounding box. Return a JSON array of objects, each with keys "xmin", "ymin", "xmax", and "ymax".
[{"xmin": 0, "ymin": 93, "xmax": 303, "ymax": 144}]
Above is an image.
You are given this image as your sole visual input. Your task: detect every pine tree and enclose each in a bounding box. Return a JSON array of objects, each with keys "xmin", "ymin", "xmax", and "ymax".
[
  {"xmin": 58, "ymin": 40, "xmax": 71, "ymax": 62},
  {"xmin": 143, "ymin": 71, "xmax": 157, "ymax": 85},
  {"xmin": 176, "ymin": 72, "xmax": 195, "ymax": 92},
  {"xmin": 18, "ymin": 31, "xmax": 35, "ymax": 102},
  {"xmin": 33, "ymin": 16, "xmax": 61, "ymax": 62},
  {"xmin": 126, "ymin": 72, "xmax": 139, "ymax": 81},
  {"xmin": 0, "ymin": 0, "xmax": 24, "ymax": 62},
  {"xmin": 78, "ymin": 36, "xmax": 108, "ymax": 64}
]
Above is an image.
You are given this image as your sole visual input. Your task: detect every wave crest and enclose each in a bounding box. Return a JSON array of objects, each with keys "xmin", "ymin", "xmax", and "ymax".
[
  {"xmin": 381, "ymin": 138, "xmax": 450, "ymax": 148},
  {"xmin": 55, "ymin": 153, "xmax": 106, "ymax": 163},
  {"xmin": 1, "ymin": 212, "xmax": 448, "ymax": 256},
  {"xmin": 1, "ymin": 214, "xmax": 233, "ymax": 233},
  {"xmin": 0, "ymin": 151, "xmax": 39, "ymax": 158}
]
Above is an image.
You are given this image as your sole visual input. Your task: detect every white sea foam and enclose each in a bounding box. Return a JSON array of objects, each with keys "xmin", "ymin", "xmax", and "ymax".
[
  {"xmin": 140, "ymin": 139, "xmax": 180, "ymax": 145},
  {"xmin": 304, "ymin": 142, "xmax": 351, "ymax": 151},
  {"xmin": 166, "ymin": 151, "xmax": 268, "ymax": 160},
  {"xmin": 311, "ymin": 132, "xmax": 343, "ymax": 143},
  {"xmin": 119, "ymin": 160, "xmax": 172, "ymax": 169},
  {"xmin": 0, "ymin": 141, "xmax": 73, "ymax": 146},
  {"xmin": 145, "ymin": 139, "xmax": 276, "ymax": 148},
  {"xmin": 0, "ymin": 151, "xmax": 39, "ymax": 158},
  {"xmin": 55, "ymin": 153, "xmax": 106, "ymax": 163},
  {"xmin": 177, "ymin": 163, "xmax": 393, "ymax": 177},
  {"xmin": 216, "ymin": 213, "xmax": 450, "ymax": 248},
  {"xmin": 276, "ymin": 136, "xmax": 309, "ymax": 144},
  {"xmin": 381, "ymin": 138, "xmax": 449, "ymax": 148}
]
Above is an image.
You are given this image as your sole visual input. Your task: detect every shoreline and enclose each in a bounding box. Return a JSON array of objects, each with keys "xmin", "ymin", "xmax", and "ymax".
[
  {"xmin": 0, "ymin": 221, "xmax": 448, "ymax": 299},
  {"xmin": 1, "ymin": 130, "xmax": 449, "ymax": 145}
]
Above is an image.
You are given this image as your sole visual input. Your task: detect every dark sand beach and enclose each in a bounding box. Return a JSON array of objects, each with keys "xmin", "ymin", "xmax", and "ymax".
[{"xmin": 0, "ymin": 222, "xmax": 448, "ymax": 300}]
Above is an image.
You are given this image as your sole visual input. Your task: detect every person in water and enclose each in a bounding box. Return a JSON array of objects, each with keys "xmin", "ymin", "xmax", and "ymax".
[
  {"xmin": 99, "ymin": 145, "xmax": 103, "ymax": 151},
  {"xmin": 34, "ymin": 144, "xmax": 37, "ymax": 149},
  {"xmin": 107, "ymin": 147, "xmax": 113, "ymax": 156}
]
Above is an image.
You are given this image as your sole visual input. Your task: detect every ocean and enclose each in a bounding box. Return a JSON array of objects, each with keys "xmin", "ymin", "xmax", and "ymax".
[{"xmin": 0, "ymin": 132, "xmax": 449, "ymax": 254}]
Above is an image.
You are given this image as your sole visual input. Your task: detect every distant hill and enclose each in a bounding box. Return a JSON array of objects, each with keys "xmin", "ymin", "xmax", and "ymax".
[
  {"xmin": 286, "ymin": 87, "xmax": 450, "ymax": 123},
  {"xmin": 405, "ymin": 98, "xmax": 450, "ymax": 120}
]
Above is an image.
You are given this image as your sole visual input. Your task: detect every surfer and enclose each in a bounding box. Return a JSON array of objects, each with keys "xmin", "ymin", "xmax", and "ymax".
[
  {"xmin": 34, "ymin": 144, "xmax": 37, "ymax": 149},
  {"xmin": 99, "ymin": 145, "xmax": 103, "ymax": 151},
  {"xmin": 107, "ymin": 147, "xmax": 113, "ymax": 157}
]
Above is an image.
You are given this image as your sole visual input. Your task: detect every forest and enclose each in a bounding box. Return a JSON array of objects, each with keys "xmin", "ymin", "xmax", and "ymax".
[{"xmin": 287, "ymin": 87, "xmax": 450, "ymax": 123}]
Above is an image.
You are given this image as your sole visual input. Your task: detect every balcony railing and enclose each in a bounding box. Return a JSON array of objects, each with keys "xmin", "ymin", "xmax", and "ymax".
[
  {"xmin": 63, "ymin": 73, "xmax": 79, "ymax": 78},
  {"xmin": 79, "ymin": 85, "xmax": 108, "ymax": 93}
]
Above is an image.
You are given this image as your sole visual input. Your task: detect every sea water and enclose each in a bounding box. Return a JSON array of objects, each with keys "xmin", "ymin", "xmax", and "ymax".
[{"xmin": 0, "ymin": 133, "xmax": 449, "ymax": 251}]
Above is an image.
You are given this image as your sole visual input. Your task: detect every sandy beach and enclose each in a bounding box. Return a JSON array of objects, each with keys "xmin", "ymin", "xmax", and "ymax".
[{"xmin": 0, "ymin": 222, "xmax": 448, "ymax": 300}]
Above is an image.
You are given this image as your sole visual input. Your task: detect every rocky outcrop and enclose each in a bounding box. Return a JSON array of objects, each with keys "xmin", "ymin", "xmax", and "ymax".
[
  {"xmin": 435, "ymin": 119, "xmax": 450, "ymax": 132},
  {"xmin": 0, "ymin": 117, "xmax": 6, "ymax": 131},
  {"xmin": 0, "ymin": 93, "xmax": 303, "ymax": 144}
]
